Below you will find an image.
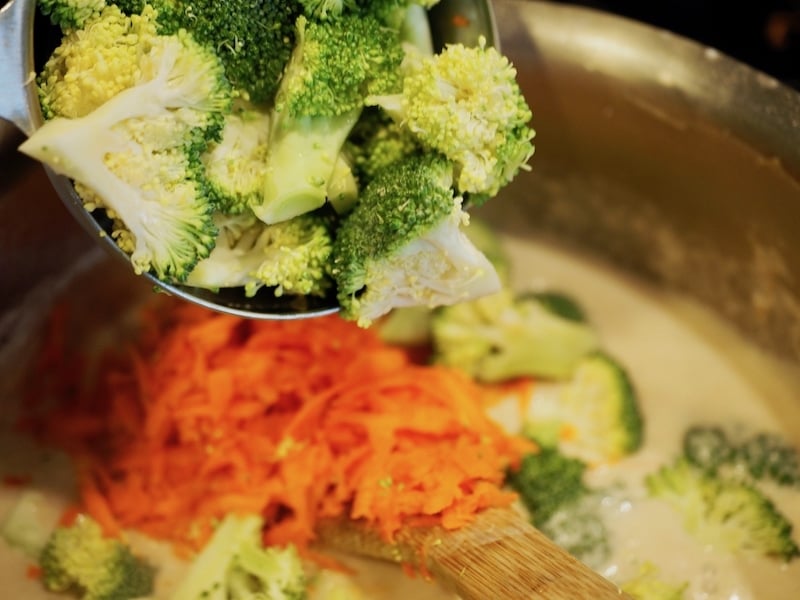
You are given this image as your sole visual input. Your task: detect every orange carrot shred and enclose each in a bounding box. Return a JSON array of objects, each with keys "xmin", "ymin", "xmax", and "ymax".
[{"xmin": 25, "ymin": 299, "xmax": 533, "ymax": 555}]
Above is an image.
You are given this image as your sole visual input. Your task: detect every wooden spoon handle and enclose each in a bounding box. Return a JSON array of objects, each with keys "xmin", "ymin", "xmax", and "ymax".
[{"xmin": 317, "ymin": 507, "xmax": 630, "ymax": 600}]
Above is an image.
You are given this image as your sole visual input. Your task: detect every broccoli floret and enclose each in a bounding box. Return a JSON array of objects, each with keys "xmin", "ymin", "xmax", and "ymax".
[
  {"xmin": 0, "ymin": 491, "xmax": 53, "ymax": 559},
  {"xmin": 430, "ymin": 289, "xmax": 599, "ymax": 383},
  {"xmin": 145, "ymin": 0, "xmax": 302, "ymax": 104},
  {"xmin": 505, "ymin": 443, "xmax": 610, "ymax": 567},
  {"xmin": 38, "ymin": 514, "xmax": 154, "ymax": 600},
  {"xmin": 186, "ymin": 210, "xmax": 335, "ymax": 297},
  {"xmin": 20, "ymin": 9, "xmax": 231, "ymax": 283},
  {"xmin": 681, "ymin": 425, "xmax": 800, "ymax": 487},
  {"xmin": 202, "ymin": 107, "xmax": 272, "ymax": 215},
  {"xmin": 171, "ymin": 513, "xmax": 306, "ymax": 600},
  {"xmin": 506, "ymin": 445, "xmax": 588, "ymax": 526},
  {"xmin": 522, "ymin": 353, "xmax": 643, "ymax": 464},
  {"xmin": 368, "ymin": 37, "xmax": 534, "ymax": 201},
  {"xmin": 254, "ymin": 13, "xmax": 405, "ymax": 224},
  {"xmin": 738, "ymin": 432, "xmax": 800, "ymax": 487},
  {"xmin": 344, "ymin": 107, "xmax": 422, "ymax": 186},
  {"xmin": 37, "ymin": 0, "xmax": 106, "ymax": 30},
  {"xmin": 37, "ymin": 5, "xmax": 160, "ymax": 120},
  {"xmin": 682, "ymin": 425, "xmax": 734, "ymax": 474},
  {"xmin": 331, "ymin": 153, "xmax": 501, "ymax": 326},
  {"xmin": 646, "ymin": 458, "xmax": 800, "ymax": 561},
  {"xmin": 620, "ymin": 562, "xmax": 688, "ymax": 600}
]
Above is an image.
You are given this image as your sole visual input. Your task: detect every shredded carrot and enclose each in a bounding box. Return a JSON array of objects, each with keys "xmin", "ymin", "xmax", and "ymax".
[
  {"xmin": 26, "ymin": 565, "xmax": 43, "ymax": 580},
  {"xmin": 25, "ymin": 299, "xmax": 532, "ymax": 555}
]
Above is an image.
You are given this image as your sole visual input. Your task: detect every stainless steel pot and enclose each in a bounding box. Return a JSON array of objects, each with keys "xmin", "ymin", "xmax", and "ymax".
[{"xmin": 2, "ymin": 0, "xmax": 800, "ymax": 363}]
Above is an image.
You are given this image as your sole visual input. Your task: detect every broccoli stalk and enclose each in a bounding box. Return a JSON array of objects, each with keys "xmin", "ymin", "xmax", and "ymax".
[
  {"xmin": 171, "ymin": 513, "xmax": 306, "ymax": 600},
  {"xmin": 620, "ymin": 562, "xmax": 689, "ymax": 600},
  {"xmin": 253, "ymin": 14, "xmax": 405, "ymax": 224},
  {"xmin": 646, "ymin": 458, "xmax": 800, "ymax": 561},
  {"xmin": 20, "ymin": 13, "xmax": 231, "ymax": 283},
  {"xmin": 331, "ymin": 153, "xmax": 501, "ymax": 326},
  {"xmin": 38, "ymin": 515, "xmax": 154, "ymax": 600},
  {"xmin": 186, "ymin": 211, "xmax": 336, "ymax": 298}
]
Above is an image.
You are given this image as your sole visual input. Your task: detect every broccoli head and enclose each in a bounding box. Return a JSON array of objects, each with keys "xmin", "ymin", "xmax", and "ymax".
[
  {"xmin": 171, "ymin": 513, "xmax": 306, "ymax": 600},
  {"xmin": 646, "ymin": 458, "xmax": 800, "ymax": 561},
  {"xmin": 39, "ymin": 515, "xmax": 154, "ymax": 600},
  {"xmin": 369, "ymin": 37, "xmax": 535, "ymax": 201},
  {"xmin": 186, "ymin": 210, "xmax": 335, "ymax": 298},
  {"xmin": 331, "ymin": 153, "xmax": 501, "ymax": 326},
  {"xmin": 144, "ymin": 0, "xmax": 302, "ymax": 104},
  {"xmin": 430, "ymin": 289, "xmax": 599, "ymax": 383},
  {"xmin": 38, "ymin": 0, "xmax": 107, "ymax": 30},
  {"xmin": 505, "ymin": 443, "xmax": 610, "ymax": 568},
  {"xmin": 20, "ymin": 15, "xmax": 232, "ymax": 283},
  {"xmin": 253, "ymin": 13, "xmax": 406, "ymax": 225}
]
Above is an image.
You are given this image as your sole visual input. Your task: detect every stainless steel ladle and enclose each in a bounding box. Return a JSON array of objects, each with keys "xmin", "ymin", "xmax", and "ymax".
[{"xmin": 0, "ymin": 0, "xmax": 498, "ymax": 319}]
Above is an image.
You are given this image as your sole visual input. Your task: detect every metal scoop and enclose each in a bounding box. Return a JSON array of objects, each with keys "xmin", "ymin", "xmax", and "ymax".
[{"xmin": 0, "ymin": 0, "xmax": 498, "ymax": 319}]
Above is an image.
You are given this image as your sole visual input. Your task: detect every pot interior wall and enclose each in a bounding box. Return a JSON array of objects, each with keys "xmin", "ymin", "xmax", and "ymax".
[{"xmin": 480, "ymin": 0, "xmax": 800, "ymax": 363}]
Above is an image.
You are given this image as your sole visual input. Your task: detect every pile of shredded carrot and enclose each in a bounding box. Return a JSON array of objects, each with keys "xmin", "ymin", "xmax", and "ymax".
[{"xmin": 23, "ymin": 299, "xmax": 532, "ymax": 556}]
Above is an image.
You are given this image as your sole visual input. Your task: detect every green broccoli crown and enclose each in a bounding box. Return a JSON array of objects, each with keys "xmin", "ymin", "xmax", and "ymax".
[
  {"xmin": 430, "ymin": 289, "xmax": 599, "ymax": 384},
  {"xmin": 276, "ymin": 14, "xmax": 404, "ymax": 118},
  {"xmin": 370, "ymin": 37, "xmax": 534, "ymax": 199},
  {"xmin": 172, "ymin": 513, "xmax": 306, "ymax": 600},
  {"xmin": 39, "ymin": 515, "xmax": 154, "ymax": 600},
  {"xmin": 38, "ymin": 0, "xmax": 107, "ymax": 30},
  {"xmin": 682, "ymin": 425, "xmax": 800, "ymax": 488},
  {"xmin": 646, "ymin": 458, "xmax": 800, "ymax": 561},
  {"xmin": 22, "ymin": 22, "xmax": 232, "ymax": 283},
  {"xmin": 506, "ymin": 445, "xmax": 588, "ymax": 526},
  {"xmin": 344, "ymin": 107, "xmax": 421, "ymax": 184},
  {"xmin": 145, "ymin": 0, "xmax": 302, "ymax": 104},
  {"xmin": 505, "ymin": 442, "xmax": 610, "ymax": 568},
  {"xmin": 187, "ymin": 211, "xmax": 335, "ymax": 298}
]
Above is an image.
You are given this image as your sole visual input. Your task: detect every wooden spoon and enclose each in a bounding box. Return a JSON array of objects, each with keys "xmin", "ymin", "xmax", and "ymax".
[{"xmin": 317, "ymin": 506, "xmax": 631, "ymax": 600}]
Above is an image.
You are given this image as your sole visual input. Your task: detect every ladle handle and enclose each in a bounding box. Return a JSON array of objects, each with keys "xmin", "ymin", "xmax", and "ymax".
[{"xmin": 0, "ymin": 0, "xmax": 39, "ymax": 137}]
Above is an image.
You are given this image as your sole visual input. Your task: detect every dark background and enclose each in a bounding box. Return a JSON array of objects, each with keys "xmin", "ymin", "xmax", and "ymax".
[{"xmin": 558, "ymin": 1, "xmax": 800, "ymax": 88}]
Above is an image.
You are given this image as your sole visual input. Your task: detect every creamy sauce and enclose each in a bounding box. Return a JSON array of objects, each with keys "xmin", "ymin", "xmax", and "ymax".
[{"xmin": 2, "ymin": 237, "xmax": 800, "ymax": 598}]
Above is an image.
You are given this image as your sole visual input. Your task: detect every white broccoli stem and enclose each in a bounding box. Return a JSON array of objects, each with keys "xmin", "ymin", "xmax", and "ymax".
[
  {"xmin": 359, "ymin": 206, "xmax": 502, "ymax": 325},
  {"xmin": 255, "ymin": 108, "xmax": 361, "ymax": 225}
]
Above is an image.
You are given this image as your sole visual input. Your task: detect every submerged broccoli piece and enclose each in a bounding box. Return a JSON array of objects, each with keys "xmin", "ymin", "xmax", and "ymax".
[
  {"xmin": 368, "ymin": 37, "xmax": 534, "ymax": 201},
  {"xmin": 331, "ymin": 153, "xmax": 501, "ymax": 326},
  {"xmin": 20, "ymin": 7, "xmax": 231, "ymax": 283},
  {"xmin": 171, "ymin": 513, "xmax": 306, "ymax": 600},
  {"xmin": 548, "ymin": 352, "xmax": 643, "ymax": 462},
  {"xmin": 39, "ymin": 515, "xmax": 154, "ymax": 600},
  {"xmin": 646, "ymin": 458, "xmax": 800, "ymax": 561},
  {"xmin": 506, "ymin": 445, "xmax": 588, "ymax": 526},
  {"xmin": 682, "ymin": 425, "xmax": 800, "ymax": 487},
  {"xmin": 186, "ymin": 210, "xmax": 335, "ymax": 297},
  {"xmin": 738, "ymin": 432, "xmax": 800, "ymax": 487},
  {"xmin": 620, "ymin": 562, "xmax": 688, "ymax": 600},
  {"xmin": 37, "ymin": 0, "xmax": 106, "ymax": 30},
  {"xmin": 506, "ymin": 443, "xmax": 610, "ymax": 567},
  {"xmin": 255, "ymin": 14, "xmax": 405, "ymax": 224},
  {"xmin": 430, "ymin": 289, "xmax": 599, "ymax": 383},
  {"xmin": 682, "ymin": 425, "xmax": 734, "ymax": 474}
]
